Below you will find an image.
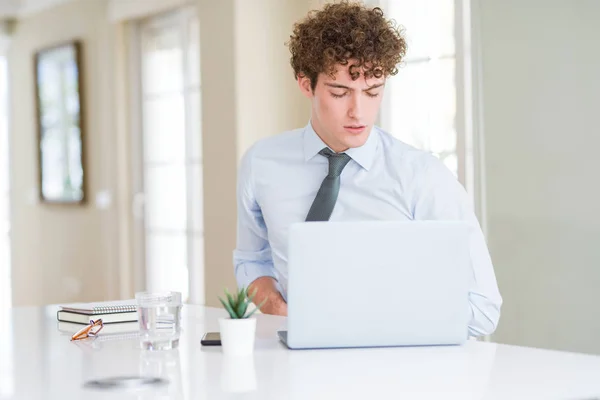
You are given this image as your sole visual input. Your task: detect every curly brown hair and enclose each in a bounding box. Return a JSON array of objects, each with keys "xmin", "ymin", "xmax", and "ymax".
[{"xmin": 287, "ymin": 1, "xmax": 407, "ymax": 91}]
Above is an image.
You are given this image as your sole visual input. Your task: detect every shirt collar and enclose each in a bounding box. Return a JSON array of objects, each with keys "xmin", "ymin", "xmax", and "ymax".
[{"xmin": 302, "ymin": 120, "xmax": 378, "ymax": 171}]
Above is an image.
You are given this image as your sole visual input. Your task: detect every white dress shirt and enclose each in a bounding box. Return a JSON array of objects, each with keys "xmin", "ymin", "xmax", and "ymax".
[{"xmin": 234, "ymin": 122, "xmax": 502, "ymax": 336}]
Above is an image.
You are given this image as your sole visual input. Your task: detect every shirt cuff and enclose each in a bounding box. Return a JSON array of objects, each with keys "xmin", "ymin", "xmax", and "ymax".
[{"xmin": 235, "ymin": 262, "xmax": 278, "ymax": 290}]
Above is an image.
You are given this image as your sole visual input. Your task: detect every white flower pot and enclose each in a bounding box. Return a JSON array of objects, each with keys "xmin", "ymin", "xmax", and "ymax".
[{"xmin": 218, "ymin": 317, "xmax": 257, "ymax": 356}]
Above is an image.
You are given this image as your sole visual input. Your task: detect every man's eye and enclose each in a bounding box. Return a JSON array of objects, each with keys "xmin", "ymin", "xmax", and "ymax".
[
  {"xmin": 330, "ymin": 92, "xmax": 346, "ymax": 98},
  {"xmin": 365, "ymin": 91, "xmax": 380, "ymax": 98}
]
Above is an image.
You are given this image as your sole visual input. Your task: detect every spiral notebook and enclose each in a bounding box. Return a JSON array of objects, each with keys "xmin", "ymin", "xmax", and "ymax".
[
  {"xmin": 57, "ymin": 299, "xmax": 138, "ymax": 324},
  {"xmin": 60, "ymin": 299, "xmax": 137, "ymax": 314}
]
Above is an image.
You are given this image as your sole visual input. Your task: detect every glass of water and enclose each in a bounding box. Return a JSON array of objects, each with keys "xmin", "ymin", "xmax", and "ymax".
[{"xmin": 136, "ymin": 291, "xmax": 182, "ymax": 351}]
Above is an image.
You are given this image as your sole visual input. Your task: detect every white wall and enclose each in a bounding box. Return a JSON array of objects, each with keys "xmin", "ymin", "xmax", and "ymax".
[
  {"xmin": 200, "ymin": 0, "xmax": 310, "ymax": 307},
  {"xmin": 5, "ymin": 0, "xmax": 312, "ymax": 307},
  {"xmin": 479, "ymin": 0, "xmax": 600, "ymax": 354},
  {"xmin": 197, "ymin": 0, "xmax": 238, "ymax": 307},
  {"xmin": 8, "ymin": 0, "xmax": 121, "ymax": 306},
  {"xmin": 234, "ymin": 0, "xmax": 309, "ymax": 159}
]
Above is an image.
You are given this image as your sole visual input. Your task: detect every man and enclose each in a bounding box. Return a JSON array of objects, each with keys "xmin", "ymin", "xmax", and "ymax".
[{"xmin": 233, "ymin": 2, "xmax": 502, "ymax": 337}]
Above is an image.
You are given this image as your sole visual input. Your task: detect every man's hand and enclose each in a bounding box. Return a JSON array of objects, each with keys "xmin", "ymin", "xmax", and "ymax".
[{"xmin": 248, "ymin": 277, "xmax": 288, "ymax": 316}]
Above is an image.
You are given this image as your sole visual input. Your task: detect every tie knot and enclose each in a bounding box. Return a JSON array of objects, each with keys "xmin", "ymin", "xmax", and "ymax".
[{"xmin": 319, "ymin": 148, "xmax": 352, "ymax": 178}]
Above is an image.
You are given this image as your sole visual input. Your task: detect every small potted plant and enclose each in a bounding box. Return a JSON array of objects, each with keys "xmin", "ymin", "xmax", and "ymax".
[{"xmin": 218, "ymin": 287, "xmax": 265, "ymax": 356}]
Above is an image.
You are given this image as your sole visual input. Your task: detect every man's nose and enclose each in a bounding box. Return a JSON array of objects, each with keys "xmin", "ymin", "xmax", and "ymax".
[{"xmin": 347, "ymin": 93, "xmax": 362, "ymax": 120}]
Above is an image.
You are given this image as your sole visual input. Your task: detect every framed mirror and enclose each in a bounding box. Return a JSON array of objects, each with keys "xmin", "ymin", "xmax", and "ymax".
[{"xmin": 34, "ymin": 40, "xmax": 85, "ymax": 204}]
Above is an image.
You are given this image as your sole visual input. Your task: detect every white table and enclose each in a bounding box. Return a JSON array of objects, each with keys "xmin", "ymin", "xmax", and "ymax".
[{"xmin": 1, "ymin": 305, "xmax": 600, "ymax": 399}]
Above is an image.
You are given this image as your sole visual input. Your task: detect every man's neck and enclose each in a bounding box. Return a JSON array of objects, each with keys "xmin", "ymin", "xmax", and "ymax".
[{"xmin": 310, "ymin": 119, "xmax": 348, "ymax": 153}]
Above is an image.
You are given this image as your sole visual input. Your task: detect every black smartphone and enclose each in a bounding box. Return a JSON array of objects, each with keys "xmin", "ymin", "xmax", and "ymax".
[{"xmin": 201, "ymin": 332, "xmax": 221, "ymax": 346}]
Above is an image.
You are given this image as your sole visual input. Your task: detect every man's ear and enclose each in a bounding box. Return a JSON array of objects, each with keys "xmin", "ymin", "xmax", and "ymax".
[{"xmin": 297, "ymin": 75, "xmax": 313, "ymax": 99}]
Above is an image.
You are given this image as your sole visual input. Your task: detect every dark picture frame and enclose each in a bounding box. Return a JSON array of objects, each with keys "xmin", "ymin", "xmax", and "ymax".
[{"xmin": 34, "ymin": 40, "xmax": 86, "ymax": 204}]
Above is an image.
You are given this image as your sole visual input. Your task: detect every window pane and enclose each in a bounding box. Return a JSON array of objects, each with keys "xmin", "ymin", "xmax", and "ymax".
[
  {"xmin": 0, "ymin": 58, "xmax": 7, "ymax": 173},
  {"xmin": 0, "ymin": 82, "xmax": 7, "ymax": 183},
  {"xmin": 387, "ymin": 62, "xmax": 428, "ymax": 149},
  {"xmin": 386, "ymin": 0, "xmax": 429, "ymax": 60},
  {"xmin": 0, "ymin": 171, "xmax": 6, "ymax": 194},
  {"xmin": 40, "ymin": 128, "xmax": 69, "ymax": 199},
  {"xmin": 0, "ymin": 119, "xmax": 8, "ymax": 167},
  {"xmin": 188, "ymin": 90, "xmax": 202, "ymax": 162},
  {"xmin": 142, "ymin": 25, "xmax": 183, "ymax": 94},
  {"xmin": 189, "ymin": 163, "xmax": 203, "ymax": 235},
  {"xmin": 434, "ymin": 0, "xmax": 456, "ymax": 57},
  {"xmin": 188, "ymin": 234, "xmax": 204, "ymax": 303},
  {"xmin": 383, "ymin": 0, "xmax": 455, "ymax": 59},
  {"xmin": 429, "ymin": 58, "xmax": 457, "ymax": 154},
  {"xmin": 143, "ymin": 94, "xmax": 185, "ymax": 164},
  {"xmin": 144, "ymin": 165, "xmax": 187, "ymax": 231},
  {"xmin": 140, "ymin": 9, "xmax": 204, "ymax": 304},
  {"xmin": 0, "ymin": 196, "xmax": 7, "ymax": 234},
  {"xmin": 385, "ymin": 58, "xmax": 457, "ymax": 175},
  {"xmin": 145, "ymin": 233, "xmax": 188, "ymax": 297}
]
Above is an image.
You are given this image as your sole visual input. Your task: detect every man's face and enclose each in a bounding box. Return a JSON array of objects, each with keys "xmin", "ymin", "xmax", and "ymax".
[{"xmin": 298, "ymin": 63, "xmax": 385, "ymax": 153}]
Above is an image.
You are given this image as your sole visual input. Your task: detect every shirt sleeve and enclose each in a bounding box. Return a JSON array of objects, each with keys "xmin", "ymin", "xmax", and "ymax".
[
  {"xmin": 233, "ymin": 147, "xmax": 278, "ymax": 289},
  {"xmin": 412, "ymin": 155, "xmax": 503, "ymax": 337}
]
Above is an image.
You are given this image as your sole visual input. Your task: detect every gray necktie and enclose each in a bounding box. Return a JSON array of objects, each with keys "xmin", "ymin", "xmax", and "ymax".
[{"xmin": 305, "ymin": 148, "xmax": 352, "ymax": 222}]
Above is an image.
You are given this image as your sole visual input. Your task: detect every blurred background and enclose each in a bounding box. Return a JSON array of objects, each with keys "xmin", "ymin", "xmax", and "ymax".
[{"xmin": 0, "ymin": 0, "xmax": 599, "ymax": 358}]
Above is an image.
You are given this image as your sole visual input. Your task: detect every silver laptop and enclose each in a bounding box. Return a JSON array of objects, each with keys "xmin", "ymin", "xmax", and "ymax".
[{"xmin": 278, "ymin": 220, "xmax": 471, "ymax": 349}]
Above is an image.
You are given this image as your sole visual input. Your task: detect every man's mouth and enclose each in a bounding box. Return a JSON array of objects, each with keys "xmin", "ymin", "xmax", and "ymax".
[{"xmin": 344, "ymin": 125, "xmax": 367, "ymax": 134}]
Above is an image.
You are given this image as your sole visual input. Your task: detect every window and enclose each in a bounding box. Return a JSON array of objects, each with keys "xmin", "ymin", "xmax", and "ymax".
[
  {"xmin": 375, "ymin": 0, "xmax": 470, "ymax": 186},
  {"xmin": 135, "ymin": 8, "xmax": 204, "ymax": 303}
]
